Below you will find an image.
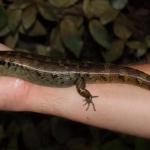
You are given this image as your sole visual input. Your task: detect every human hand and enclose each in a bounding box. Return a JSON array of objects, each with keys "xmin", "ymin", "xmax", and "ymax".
[{"xmin": 1, "ymin": 43, "xmax": 150, "ymax": 138}]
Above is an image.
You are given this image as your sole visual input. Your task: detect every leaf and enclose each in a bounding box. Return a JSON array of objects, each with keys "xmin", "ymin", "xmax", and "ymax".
[
  {"xmin": 109, "ymin": 0, "xmax": 128, "ymax": 10},
  {"xmin": 37, "ymin": 2, "xmax": 57, "ymax": 21},
  {"xmin": 19, "ymin": 24, "xmax": 25, "ymax": 34},
  {"xmin": 7, "ymin": 138, "xmax": 18, "ymax": 149},
  {"xmin": 126, "ymin": 41, "xmax": 147, "ymax": 57},
  {"xmin": 50, "ymin": 27, "xmax": 66, "ymax": 58},
  {"xmin": 0, "ymin": 26, "xmax": 10, "ymax": 37},
  {"xmin": 51, "ymin": 117, "xmax": 73, "ymax": 144},
  {"xmin": 0, "ymin": 125, "xmax": 4, "ymax": 141},
  {"xmin": 65, "ymin": 15, "xmax": 83, "ymax": 29},
  {"xmin": 9, "ymin": 0, "xmax": 31, "ymax": 9},
  {"xmin": 145, "ymin": 35, "xmax": 150, "ymax": 48},
  {"xmin": 0, "ymin": 7, "xmax": 7, "ymax": 30},
  {"xmin": 115, "ymin": 13, "xmax": 132, "ymax": 27},
  {"xmin": 35, "ymin": 44, "xmax": 51, "ymax": 56},
  {"xmin": 135, "ymin": 138, "xmax": 150, "ymax": 150},
  {"xmin": 28, "ymin": 20, "xmax": 47, "ymax": 36},
  {"xmin": 67, "ymin": 138, "xmax": 87, "ymax": 150},
  {"xmin": 22, "ymin": 5, "xmax": 37, "ymax": 30},
  {"xmin": 83, "ymin": 0, "xmax": 112, "ymax": 18},
  {"xmin": 100, "ymin": 8, "xmax": 119, "ymax": 24},
  {"xmin": 21, "ymin": 122, "xmax": 41, "ymax": 149},
  {"xmin": 7, "ymin": 9, "xmax": 22, "ymax": 32},
  {"xmin": 48, "ymin": 0, "xmax": 78, "ymax": 8},
  {"xmin": 102, "ymin": 139, "xmax": 128, "ymax": 150},
  {"xmin": 127, "ymin": 41, "xmax": 145, "ymax": 49},
  {"xmin": 102, "ymin": 39, "xmax": 124, "ymax": 62},
  {"xmin": 114, "ymin": 22, "xmax": 132, "ymax": 39},
  {"xmin": 6, "ymin": 121, "xmax": 20, "ymax": 136},
  {"xmin": 89, "ymin": 19, "xmax": 112, "ymax": 49},
  {"xmin": 4, "ymin": 33, "xmax": 18, "ymax": 48},
  {"xmin": 60, "ymin": 17, "xmax": 83, "ymax": 58}
]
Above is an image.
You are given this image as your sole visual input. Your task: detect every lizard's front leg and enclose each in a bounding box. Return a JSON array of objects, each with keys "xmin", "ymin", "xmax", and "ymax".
[{"xmin": 76, "ymin": 77, "xmax": 98, "ymax": 111}]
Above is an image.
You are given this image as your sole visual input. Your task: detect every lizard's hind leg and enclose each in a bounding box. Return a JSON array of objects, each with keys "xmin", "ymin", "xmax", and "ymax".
[{"xmin": 76, "ymin": 77, "xmax": 98, "ymax": 111}]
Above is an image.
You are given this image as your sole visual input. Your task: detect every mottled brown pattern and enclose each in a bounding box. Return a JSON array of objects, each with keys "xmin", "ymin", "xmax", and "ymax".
[{"xmin": 0, "ymin": 51, "xmax": 150, "ymax": 111}]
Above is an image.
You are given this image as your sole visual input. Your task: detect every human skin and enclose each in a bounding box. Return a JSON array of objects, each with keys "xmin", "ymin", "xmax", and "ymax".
[{"xmin": 0, "ymin": 43, "xmax": 150, "ymax": 138}]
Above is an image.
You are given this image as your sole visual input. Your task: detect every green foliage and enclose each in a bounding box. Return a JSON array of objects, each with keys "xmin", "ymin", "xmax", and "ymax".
[
  {"xmin": 89, "ymin": 19, "xmax": 112, "ymax": 50},
  {"xmin": 102, "ymin": 39, "xmax": 124, "ymax": 62},
  {"xmin": 22, "ymin": 5, "xmax": 37, "ymax": 30},
  {"xmin": 37, "ymin": 1, "xmax": 57, "ymax": 21},
  {"xmin": 0, "ymin": 0, "xmax": 149, "ymax": 62},
  {"xmin": 48, "ymin": 0, "xmax": 79, "ymax": 8},
  {"xmin": 126, "ymin": 41, "xmax": 147, "ymax": 58},
  {"xmin": 101, "ymin": 139, "xmax": 129, "ymax": 150},
  {"xmin": 0, "ymin": 112, "xmax": 150, "ymax": 149},
  {"xmin": 113, "ymin": 22, "xmax": 132, "ymax": 40},
  {"xmin": 109, "ymin": 0, "xmax": 128, "ymax": 10},
  {"xmin": 83, "ymin": 0, "xmax": 112, "ymax": 18},
  {"xmin": 0, "ymin": 7, "xmax": 7, "ymax": 29},
  {"xmin": 7, "ymin": 9, "xmax": 22, "ymax": 32},
  {"xmin": 50, "ymin": 117, "xmax": 73, "ymax": 143},
  {"xmin": 60, "ymin": 16, "xmax": 83, "ymax": 58}
]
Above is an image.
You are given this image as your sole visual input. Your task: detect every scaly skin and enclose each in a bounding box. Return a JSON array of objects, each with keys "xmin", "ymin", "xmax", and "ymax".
[{"xmin": 0, "ymin": 51, "xmax": 150, "ymax": 111}]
